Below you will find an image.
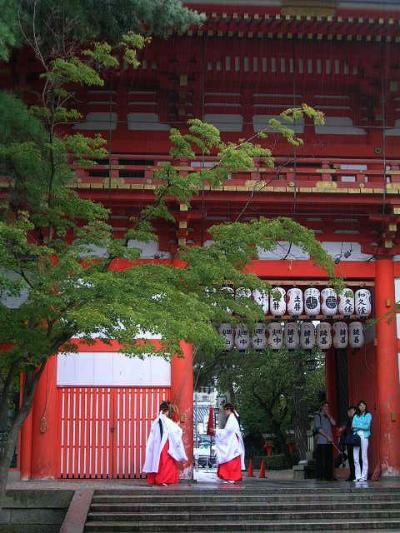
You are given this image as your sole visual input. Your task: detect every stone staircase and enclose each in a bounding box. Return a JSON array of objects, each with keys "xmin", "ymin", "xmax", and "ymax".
[{"xmin": 84, "ymin": 485, "xmax": 400, "ymax": 531}]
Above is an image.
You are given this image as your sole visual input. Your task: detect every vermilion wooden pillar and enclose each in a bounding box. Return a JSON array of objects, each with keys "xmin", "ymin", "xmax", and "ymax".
[
  {"xmin": 171, "ymin": 341, "xmax": 193, "ymax": 473},
  {"xmin": 30, "ymin": 356, "xmax": 60, "ymax": 479},
  {"xmin": 375, "ymin": 258, "xmax": 400, "ymax": 475}
]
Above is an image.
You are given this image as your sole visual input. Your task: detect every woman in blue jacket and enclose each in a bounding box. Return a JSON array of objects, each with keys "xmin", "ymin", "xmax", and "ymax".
[{"xmin": 352, "ymin": 400, "xmax": 372, "ymax": 481}]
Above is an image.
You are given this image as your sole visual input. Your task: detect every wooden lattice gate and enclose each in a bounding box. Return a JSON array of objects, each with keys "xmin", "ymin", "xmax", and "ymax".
[{"xmin": 59, "ymin": 386, "xmax": 170, "ymax": 478}]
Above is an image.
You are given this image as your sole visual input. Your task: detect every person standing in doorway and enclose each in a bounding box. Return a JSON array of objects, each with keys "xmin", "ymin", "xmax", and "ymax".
[
  {"xmin": 340, "ymin": 405, "xmax": 359, "ymax": 481},
  {"xmin": 143, "ymin": 401, "xmax": 187, "ymax": 485},
  {"xmin": 352, "ymin": 400, "xmax": 372, "ymax": 482},
  {"xmin": 314, "ymin": 401, "xmax": 336, "ymax": 480},
  {"xmin": 209, "ymin": 403, "xmax": 245, "ymax": 484}
]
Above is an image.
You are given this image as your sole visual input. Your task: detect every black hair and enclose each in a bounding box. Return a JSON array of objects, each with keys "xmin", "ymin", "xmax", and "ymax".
[
  {"xmin": 357, "ymin": 400, "xmax": 369, "ymax": 415},
  {"xmin": 223, "ymin": 403, "xmax": 240, "ymax": 425},
  {"xmin": 159, "ymin": 400, "xmax": 170, "ymax": 412},
  {"xmin": 347, "ymin": 405, "xmax": 357, "ymax": 411},
  {"xmin": 158, "ymin": 400, "xmax": 170, "ymax": 439}
]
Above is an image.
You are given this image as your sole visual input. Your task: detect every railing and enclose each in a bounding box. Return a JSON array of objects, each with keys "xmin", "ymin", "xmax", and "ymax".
[{"xmin": 74, "ymin": 154, "xmax": 400, "ymax": 191}]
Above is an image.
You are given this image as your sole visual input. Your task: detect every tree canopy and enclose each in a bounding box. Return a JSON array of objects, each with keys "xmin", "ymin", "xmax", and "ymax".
[
  {"xmin": 195, "ymin": 346, "xmax": 325, "ymax": 463},
  {"xmin": 0, "ymin": 0, "xmax": 204, "ymax": 61}
]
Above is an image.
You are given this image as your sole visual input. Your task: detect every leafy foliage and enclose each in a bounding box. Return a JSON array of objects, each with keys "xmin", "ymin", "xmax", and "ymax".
[
  {"xmin": 0, "ymin": 0, "xmax": 204, "ymax": 62},
  {"xmin": 196, "ymin": 347, "xmax": 325, "ymax": 460},
  {"xmin": 0, "ymin": 0, "xmax": 20, "ymax": 61}
]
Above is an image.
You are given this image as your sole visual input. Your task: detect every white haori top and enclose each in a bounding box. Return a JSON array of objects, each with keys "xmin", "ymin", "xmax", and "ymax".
[
  {"xmin": 142, "ymin": 413, "xmax": 188, "ymax": 473},
  {"xmin": 215, "ymin": 413, "xmax": 245, "ymax": 470}
]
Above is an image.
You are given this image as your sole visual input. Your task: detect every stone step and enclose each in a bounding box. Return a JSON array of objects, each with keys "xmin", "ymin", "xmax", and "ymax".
[
  {"xmin": 89, "ymin": 500, "xmax": 400, "ymax": 513},
  {"xmin": 92, "ymin": 492, "xmax": 400, "ymax": 504},
  {"xmin": 86, "ymin": 509, "xmax": 400, "ymax": 522},
  {"xmin": 93, "ymin": 487, "xmax": 400, "ymax": 496},
  {"xmin": 84, "ymin": 518, "xmax": 400, "ymax": 531}
]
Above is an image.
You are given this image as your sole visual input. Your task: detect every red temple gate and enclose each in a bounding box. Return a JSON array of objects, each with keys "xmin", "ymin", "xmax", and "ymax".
[{"xmin": 9, "ymin": 0, "xmax": 400, "ymax": 479}]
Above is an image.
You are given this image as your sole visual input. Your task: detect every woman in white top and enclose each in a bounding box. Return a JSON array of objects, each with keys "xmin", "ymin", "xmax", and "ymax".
[
  {"xmin": 352, "ymin": 400, "xmax": 372, "ymax": 482},
  {"xmin": 210, "ymin": 403, "xmax": 245, "ymax": 484}
]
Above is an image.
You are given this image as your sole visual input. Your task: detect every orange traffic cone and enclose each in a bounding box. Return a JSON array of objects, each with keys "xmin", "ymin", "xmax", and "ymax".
[
  {"xmin": 259, "ymin": 459, "xmax": 266, "ymax": 478},
  {"xmin": 247, "ymin": 458, "xmax": 254, "ymax": 477}
]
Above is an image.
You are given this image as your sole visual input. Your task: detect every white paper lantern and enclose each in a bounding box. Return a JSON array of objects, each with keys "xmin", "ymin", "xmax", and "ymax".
[
  {"xmin": 287, "ymin": 288, "xmax": 304, "ymax": 317},
  {"xmin": 338, "ymin": 289, "xmax": 355, "ymax": 317},
  {"xmin": 267, "ymin": 322, "xmax": 283, "ymax": 350},
  {"xmin": 252, "ymin": 322, "xmax": 267, "ymax": 350},
  {"xmin": 218, "ymin": 323, "xmax": 234, "ymax": 350},
  {"xmin": 321, "ymin": 287, "xmax": 338, "ymax": 317},
  {"xmin": 253, "ymin": 289, "xmax": 269, "ymax": 314},
  {"xmin": 284, "ymin": 322, "xmax": 300, "ymax": 350},
  {"xmin": 355, "ymin": 289, "xmax": 372, "ymax": 318},
  {"xmin": 349, "ymin": 321, "xmax": 365, "ymax": 348},
  {"xmin": 221, "ymin": 285, "xmax": 234, "ymax": 314},
  {"xmin": 235, "ymin": 324, "xmax": 250, "ymax": 351},
  {"xmin": 304, "ymin": 287, "xmax": 321, "ymax": 316},
  {"xmin": 236, "ymin": 287, "xmax": 252, "ymax": 299},
  {"xmin": 332, "ymin": 321, "xmax": 348, "ymax": 349},
  {"xmin": 300, "ymin": 322, "xmax": 316, "ymax": 350},
  {"xmin": 316, "ymin": 322, "xmax": 332, "ymax": 350},
  {"xmin": 270, "ymin": 287, "xmax": 286, "ymax": 317}
]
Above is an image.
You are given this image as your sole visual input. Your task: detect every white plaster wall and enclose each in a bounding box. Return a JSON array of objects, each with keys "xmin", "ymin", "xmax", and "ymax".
[{"xmin": 57, "ymin": 352, "xmax": 171, "ymax": 387}]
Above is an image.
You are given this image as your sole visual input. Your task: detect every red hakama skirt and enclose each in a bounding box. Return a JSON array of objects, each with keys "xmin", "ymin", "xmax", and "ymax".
[
  {"xmin": 217, "ymin": 455, "xmax": 242, "ymax": 482},
  {"xmin": 147, "ymin": 441, "xmax": 179, "ymax": 485}
]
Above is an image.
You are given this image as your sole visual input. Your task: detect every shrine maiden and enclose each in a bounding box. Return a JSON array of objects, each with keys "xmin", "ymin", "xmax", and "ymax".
[
  {"xmin": 143, "ymin": 401, "xmax": 187, "ymax": 485},
  {"xmin": 211, "ymin": 403, "xmax": 245, "ymax": 483}
]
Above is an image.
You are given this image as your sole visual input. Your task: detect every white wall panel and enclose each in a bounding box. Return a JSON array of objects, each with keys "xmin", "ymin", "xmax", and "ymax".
[{"xmin": 57, "ymin": 352, "xmax": 171, "ymax": 387}]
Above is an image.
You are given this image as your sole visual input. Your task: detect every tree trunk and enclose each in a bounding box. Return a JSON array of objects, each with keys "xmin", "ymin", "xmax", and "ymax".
[
  {"xmin": 293, "ymin": 354, "xmax": 308, "ymax": 461},
  {"xmin": 0, "ymin": 363, "xmax": 18, "ymax": 431},
  {"xmin": 0, "ymin": 367, "xmax": 44, "ymax": 506},
  {"xmin": 271, "ymin": 419, "xmax": 293, "ymax": 466}
]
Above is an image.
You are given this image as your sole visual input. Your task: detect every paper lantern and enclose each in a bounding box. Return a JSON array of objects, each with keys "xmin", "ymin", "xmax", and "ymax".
[
  {"xmin": 267, "ymin": 322, "xmax": 283, "ymax": 350},
  {"xmin": 332, "ymin": 321, "xmax": 348, "ymax": 349},
  {"xmin": 304, "ymin": 287, "xmax": 321, "ymax": 316},
  {"xmin": 316, "ymin": 322, "xmax": 332, "ymax": 350},
  {"xmin": 287, "ymin": 288, "xmax": 304, "ymax": 317},
  {"xmin": 253, "ymin": 289, "xmax": 269, "ymax": 314},
  {"xmin": 349, "ymin": 321, "xmax": 365, "ymax": 348},
  {"xmin": 300, "ymin": 322, "xmax": 316, "ymax": 350},
  {"xmin": 236, "ymin": 287, "xmax": 252, "ymax": 299},
  {"xmin": 252, "ymin": 322, "xmax": 267, "ymax": 350},
  {"xmin": 270, "ymin": 287, "xmax": 286, "ymax": 317},
  {"xmin": 338, "ymin": 289, "xmax": 355, "ymax": 317},
  {"xmin": 355, "ymin": 289, "xmax": 372, "ymax": 318},
  {"xmin": 235, "ymin": 324, "xmax": 250, "ymax": 351},
  {"xmin": 321, "ymin": 287, "xmax": 338, "ymax": 317},
  {"xmin": 218, "ymin": 323, "xmax": 234, "ymax": 350},
  {"xmin": 284, "ymin": 322, "xmax": 300, "ymax": 350},
  {"xmin": 221, "ymin": 285, "xmax": 234, "ymax": 314}
]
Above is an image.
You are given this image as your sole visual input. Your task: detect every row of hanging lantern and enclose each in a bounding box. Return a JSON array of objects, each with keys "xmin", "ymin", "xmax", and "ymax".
[
  {"xmin": 233, "ymin": 287, "xmax": 372, "ymax": 318},
  {"xmin": 219, "ymin": 321, "xmax": 366, "ymax": 351}
]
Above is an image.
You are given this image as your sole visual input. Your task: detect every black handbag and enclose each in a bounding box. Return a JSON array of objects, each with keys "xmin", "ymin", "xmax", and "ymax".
[{"xmin": 345, "ymin": 432, "xmax": 361, "ymax": 447}]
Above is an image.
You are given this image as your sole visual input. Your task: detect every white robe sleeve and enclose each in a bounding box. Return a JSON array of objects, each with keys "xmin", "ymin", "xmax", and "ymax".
[
  {"xmin": 142, "ymin": 415, "xmax": 168, "ymax": 473},
  {"xmin": 165, "ymin": 418, "xmax": 188, "ymax": 463},
  {"xmin": 215, "ymin": 413, "xmax": 245, "ymax": 470}
]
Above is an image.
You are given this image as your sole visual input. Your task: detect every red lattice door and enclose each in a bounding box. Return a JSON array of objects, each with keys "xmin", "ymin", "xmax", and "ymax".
[{"xmin": 59, "ymin": 386, "xmax": 170, "ymax": 478}]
